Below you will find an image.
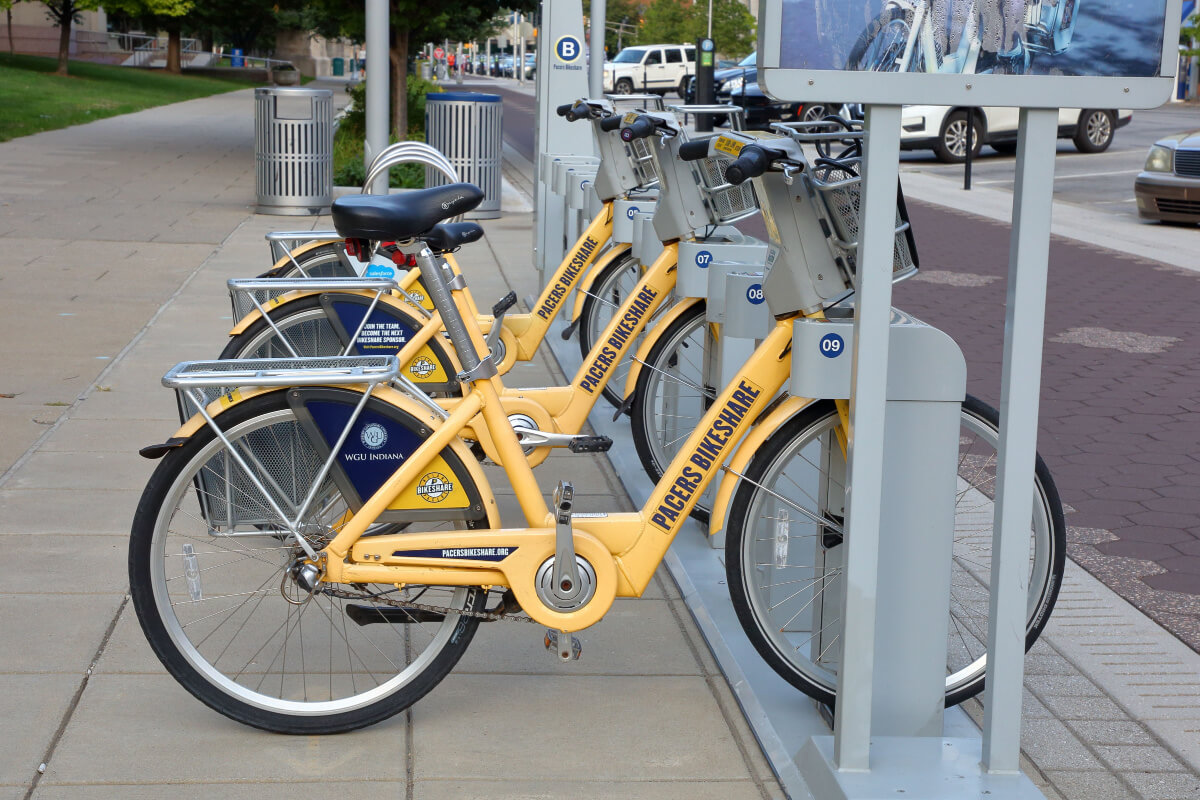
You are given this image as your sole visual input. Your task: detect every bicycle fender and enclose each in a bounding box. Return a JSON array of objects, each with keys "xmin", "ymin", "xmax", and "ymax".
[
  {"xmin": 568, "ymin": 242, "xmax": 633, "ymax": 323},
  {"xmin": 227, "ymin": 289, "xmax": 325, "ymax": 336},
  {"xmin": 160, "ymin": 384, "xmax": 497, "ymax": 526},
  {"xmin": 621, "ymin": 297, "xmax": 704, "ymax": 400},
  {"xmin": 708, "ymin": 395, "xmax": 814, "ymax": 540},
  {"xmin": 264, "ymin": 239, "xmax": 337, "ymax": 275}
]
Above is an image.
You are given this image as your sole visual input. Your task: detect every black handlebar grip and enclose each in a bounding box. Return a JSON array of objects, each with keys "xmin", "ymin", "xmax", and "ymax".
[
  {"xmin": 556, "ymin": 102, "xmax": 575, "ymax": 118},
  {"xmin": 678, "ymin": 139, "xmax": 712, "ymax": 162},
  {"xmin": 620, "ymin": 116, "xmax": 657, "ymax": 142},
  {"xmin": 724, "ymin": 146, "xmax": 771, "ymax": 185},
  {"xmin": 599, "ymin": 115, "xmax": 623, "ymax": 132}
]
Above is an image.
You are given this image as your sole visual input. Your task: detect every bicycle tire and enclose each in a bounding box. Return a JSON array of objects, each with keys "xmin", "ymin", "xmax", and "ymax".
[
  {"xmin": 578, "ymin": 249, "xmax": 642, "ymax": 409},
  {"xmin": 219, "ymin": 294, "xmax": 461, "ymax": 396},
  {"xmin": 259, "ymin": 242, "xmax": 354, "ymax": 279},
  {"xmin": 630, "ymin": 301, "xmax": 715, "ymax": 523},
  {"xmin": 129, "ymin": 390, "xmax": 490, "ymax": 734},
  {"xmin": 725, "ymin": 395, "xmax": 1065, "ymax": 708}
]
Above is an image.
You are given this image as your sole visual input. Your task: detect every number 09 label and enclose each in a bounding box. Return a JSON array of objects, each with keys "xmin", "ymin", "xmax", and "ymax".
[{"xmin": 819, "ymin": 333, "xmax": 844, "ymax": 358}]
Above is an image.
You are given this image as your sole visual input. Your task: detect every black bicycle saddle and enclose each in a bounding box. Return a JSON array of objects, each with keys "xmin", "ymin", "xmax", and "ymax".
[
  {"xmin": 332, "ymin": 183, "xmax": 484, "ymax": 241},
  {"xmin": 425, "ymin": 222, "xmax": 484, "ymax": 253}
]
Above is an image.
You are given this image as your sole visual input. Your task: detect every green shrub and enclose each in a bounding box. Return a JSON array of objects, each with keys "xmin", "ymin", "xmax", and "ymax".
[{"xmin": 332, "ymin": 75, "xmax": 442, "ymax": 189}]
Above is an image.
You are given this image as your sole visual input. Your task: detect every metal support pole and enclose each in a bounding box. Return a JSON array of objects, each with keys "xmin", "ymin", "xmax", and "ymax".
[
  {"xmin": 456, "ymin": 41, "xmax": 463, "ymax": 84},
  {"xmin": 590, "ymin": 0, "xmax": 606, "ymax": 96},
  {"xmin": 831, "ymin": 103, "xmax": 903, "ymax": 772},
  {"xmin": 364, "ymin": 0, "xmax": 388, "ymax": 195},
  {"xmin": 981, "ymin": 106, "xmax": 1060, "ymax": 774}
]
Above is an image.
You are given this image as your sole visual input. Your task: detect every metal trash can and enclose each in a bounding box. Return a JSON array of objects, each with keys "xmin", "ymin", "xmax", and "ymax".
[
  {"xmin": 332, "ymin": 57, "xmax": 344, "ymax": 76},
  {"xmin": 254, "ymin": 87, "xmax": 334, "ymax": 215},
  {"xmin": 421, "ymin": 61, "xmax": 432, "ymax": 80},
  {"xmin": 424, "ymin": 92, "xmax": 502, "ymax": 219}
]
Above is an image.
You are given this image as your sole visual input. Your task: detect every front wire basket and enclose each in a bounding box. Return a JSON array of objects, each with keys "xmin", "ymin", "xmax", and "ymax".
[
  {"xmin": 777, "ymin": 121, "xmax": 918, "ymax": 284},
  {"xmin": 691, "ymin": 150, "xmax": 759, "ymax": 226}
]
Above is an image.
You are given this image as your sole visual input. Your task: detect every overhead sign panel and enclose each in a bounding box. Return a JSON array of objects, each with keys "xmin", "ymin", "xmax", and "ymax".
[{"xmin": 759, "ymin": 0, "xmax": 1183, "ymax": 108}]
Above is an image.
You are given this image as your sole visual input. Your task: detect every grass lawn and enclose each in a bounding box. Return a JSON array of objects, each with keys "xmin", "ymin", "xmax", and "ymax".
[{"xmin": 0, "ymin": 53, "xmax": 262, "ymax": 142}]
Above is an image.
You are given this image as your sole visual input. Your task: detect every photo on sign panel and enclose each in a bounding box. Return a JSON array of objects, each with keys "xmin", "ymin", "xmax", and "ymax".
[{"xmin": 779, "ymin": 0, "xmax": 1168, "ymax": 78}]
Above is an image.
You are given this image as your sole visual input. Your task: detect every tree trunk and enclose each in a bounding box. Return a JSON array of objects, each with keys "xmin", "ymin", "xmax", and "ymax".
[
  {"xmin": 7, "ymin": 7, "xmax": 14, "ymax": 54},
  {"xmin": 55, "ymin": 2, "xmax": 73, "ymax": 76},
  {"xmin": 166, "ymin": 27, "xmax": 182, "ymax": 74}
]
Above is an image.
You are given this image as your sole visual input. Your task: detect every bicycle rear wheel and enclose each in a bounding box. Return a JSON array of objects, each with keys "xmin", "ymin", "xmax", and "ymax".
[
  {"xmin": 259, "ymin": 242, "xmax": 354, "ymax": 279},
  {"xmin": 725, "ymin": 396, "xmax": 1065, "ymax": 707},
  {"xmin": 129, "ymin": 391, "xmax": 490, "ymax": 733}
]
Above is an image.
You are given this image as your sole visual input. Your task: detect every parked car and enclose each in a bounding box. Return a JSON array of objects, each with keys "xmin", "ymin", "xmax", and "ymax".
[
  {"xmin": 685, "ymin": 52, "xmax": 833, "ymax": 128},
  {"xmin": 603, "ymin": 43, "xmax": 695, "ymax": 96},
  {"xmin": 1134, "ymin": 130, "xmax": 1200, "ymax": 224},
  {"xmin": 899, "ymin": 106, "xmax": 1132, "ymax": 163}
]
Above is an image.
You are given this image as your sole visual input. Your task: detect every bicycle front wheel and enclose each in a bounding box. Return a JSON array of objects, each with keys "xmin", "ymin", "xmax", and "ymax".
[
  {"xmin": 129, "ymin": 391, "xmax": 489, "ymax": 733},
  {"xmin": 630, "ymin": 301, "xmax": 715, "ymax": 522},
  {"xmin": 725, "ymin": 396, "xmax": 1065, "ymax": 707}
]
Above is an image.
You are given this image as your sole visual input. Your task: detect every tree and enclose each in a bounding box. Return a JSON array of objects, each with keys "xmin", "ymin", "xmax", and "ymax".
[
  {"xmin": 40, "ymin": 0, "xmax": 101, "ymax": 75},
  {"xmin": 1, "ymin": 0, "xmax": 19, "ymax": 53},
  {"xmin": 584, "ymin": 0, "xmax": 645, "ymax": 57},
  {"xmin": 312, "ymin": 0, "xmax": 535, "ymax": 140},
  {"xmin": 636, "ymin": 0, "xmax": 755, "ymax": 59},
  {"xmin": 106, "ymin": 0, "xmax": 193, "ymax": 73}
]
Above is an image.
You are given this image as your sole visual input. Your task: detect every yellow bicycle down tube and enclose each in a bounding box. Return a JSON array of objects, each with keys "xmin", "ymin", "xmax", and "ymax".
[{"xmin": 502, "ymin": 202, "xmax": 614, "ymax": 357}]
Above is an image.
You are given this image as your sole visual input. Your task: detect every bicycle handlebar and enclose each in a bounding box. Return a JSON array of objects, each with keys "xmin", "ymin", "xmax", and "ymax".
[
  {"xmin": 724, "ymin": 146, "xmax": 774, "ymax": 185},
  {"xmin": 678, "ymin": 140, "xmax": 711, "ymax": 162},
  {"xmin": 620, "ymin": 116, "xmax": 658, "ymax": 142},
  {"xmin": 599, "ymin": 115, "xmax": 623, "ymax": 132},
  {"xmin": 555, "ymin": 102, "xmax": 575, "ymax": 118}
]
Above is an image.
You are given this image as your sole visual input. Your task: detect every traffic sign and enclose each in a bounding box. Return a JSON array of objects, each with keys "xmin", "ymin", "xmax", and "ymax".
[{"xmin": 433, "ymin": 46, "xmax": 445, "ymax": 60}]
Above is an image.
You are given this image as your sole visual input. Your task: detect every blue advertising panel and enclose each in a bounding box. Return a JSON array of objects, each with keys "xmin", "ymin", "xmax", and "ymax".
[{"xmin": 759, "ymin": 0, "xmax": 1183, "ymax": 108}]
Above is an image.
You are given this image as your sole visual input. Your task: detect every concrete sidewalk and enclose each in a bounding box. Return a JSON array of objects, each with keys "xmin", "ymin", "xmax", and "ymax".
[{"xmin": 0, "ymin": 86, "xmax": 782, "ymax": 799}]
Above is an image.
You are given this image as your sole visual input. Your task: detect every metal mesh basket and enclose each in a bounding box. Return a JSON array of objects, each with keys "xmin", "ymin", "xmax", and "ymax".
[
  {"xmin": 624, "ymin": 136, "xmax": 659, "ymax": 187},
  {"xmin": 808, "ymin": 159, "xmax": 917, "ymax": 283},
  {"xmin": 691, "ymin": 152, "xmax": 758, "ymax": 226},
  {"xmin": 229, "ymin": 285, "xmax": 289, "ymax": 321}
]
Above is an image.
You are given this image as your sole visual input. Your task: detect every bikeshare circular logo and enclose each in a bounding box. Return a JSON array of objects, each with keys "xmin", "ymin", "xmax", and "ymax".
[
  {"xmin": 555, "ymin": 36, "xmax": 582, "ymax": 63},
  {"xmin": 360, "ymin": 422, "xmax": 388, "ymax": 450},
  {"xmin": 416, "ymin": 472, "xmax": 454, "ymax": 503},
  {"xmin": 410, "ymin": 357, "xmax": 437, "ymax": 378}
]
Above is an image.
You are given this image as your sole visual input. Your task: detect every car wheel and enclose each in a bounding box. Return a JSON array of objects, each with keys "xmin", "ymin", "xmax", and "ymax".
[
  {"xmin": 1074, "ymin": 110, "xmax": 1114, "ymax": 153},
  {"xmin": 614, "ymin": 78, "xmax": 634, "ymax": 95},
  {"xmin": 678, "ymin": 77, "xmax": 690, "ymax": 98},
  {"xmin": 933, "ymin": 110, "xmax": 983, "ymax": 164},
  {"xmin": 800, "ymin": 103, "xmax": 833, "ymax": 123}
]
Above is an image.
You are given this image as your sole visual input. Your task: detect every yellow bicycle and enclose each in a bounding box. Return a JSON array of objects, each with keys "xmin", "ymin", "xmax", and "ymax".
[{"xmin": 129, "ymin": 125, "xmax": 1063, "ymax": 734}]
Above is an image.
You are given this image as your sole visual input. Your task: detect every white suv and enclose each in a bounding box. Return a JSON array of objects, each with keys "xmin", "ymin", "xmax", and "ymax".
[
  {"xmin": 901, "ymin": 106, "xmax": 1133, "ymax": 163},
  {"xmin": 603, "ymin": 44, "xmax": 696, "ymax": 97}
]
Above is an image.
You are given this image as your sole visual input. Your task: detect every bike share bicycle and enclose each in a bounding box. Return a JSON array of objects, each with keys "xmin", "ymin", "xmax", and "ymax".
[
  {"xmin": 128, "ymin": 115, "xmax": 1063, "ymax": 734},
  {"xmin": 219, "ymin": 99, "xmax": 661, "ymax": 407}
]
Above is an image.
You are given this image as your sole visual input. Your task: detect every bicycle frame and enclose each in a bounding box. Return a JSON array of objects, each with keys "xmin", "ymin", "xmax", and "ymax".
[{"xmin": 317, "ymin": 304, "xmax": 797, "ymax": 632}]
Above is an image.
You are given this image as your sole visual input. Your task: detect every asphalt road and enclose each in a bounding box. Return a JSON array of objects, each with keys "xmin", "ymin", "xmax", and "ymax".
[{"xmin": 900, "ymin": 104, "xmax": 1200, "ymax": 221}]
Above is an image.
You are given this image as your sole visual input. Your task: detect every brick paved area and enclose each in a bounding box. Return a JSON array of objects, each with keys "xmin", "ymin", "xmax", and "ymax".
[{"xmin": 893, "ymin": 201, "xmax": 1200, "ymax": 650}]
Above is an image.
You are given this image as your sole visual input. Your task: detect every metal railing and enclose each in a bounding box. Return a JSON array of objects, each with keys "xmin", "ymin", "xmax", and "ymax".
[{"xmin": 110, "ymin": 32, "xmax": 204, "ymax": 67}]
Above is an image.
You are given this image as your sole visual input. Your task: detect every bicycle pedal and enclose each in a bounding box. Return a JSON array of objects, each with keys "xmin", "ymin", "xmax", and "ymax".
[
  {"xmin": 567, "ymin": 435, "xmax": 613, "ymax": 454},
  {"xmin": 491, "ymin": 290, "xmax": 518, "ymax": 318},
  {"xmin": 553, "ymin": 480, "xmax": 574, "ymax": 516},
  {"xmin": 560, "ymin": 316, "xmax": 582, "ymax": 341},
  {"xmin": 544, "ymin": 629, "xmax": 583, "ymax": 661}
]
